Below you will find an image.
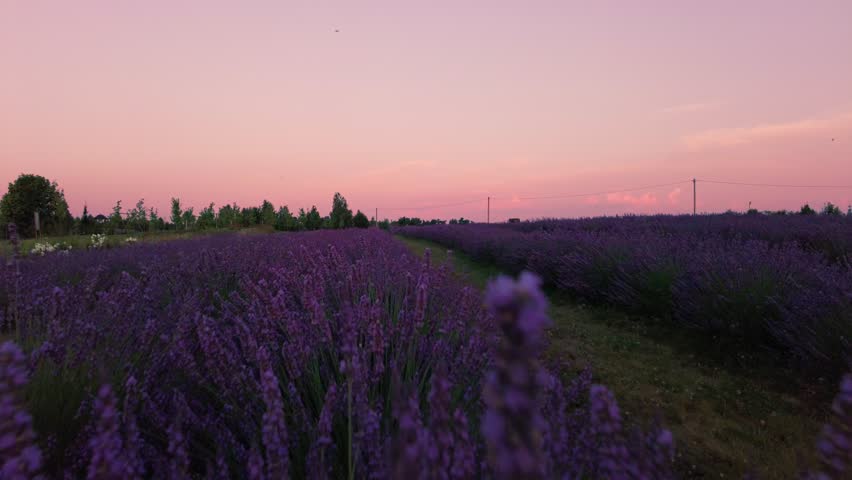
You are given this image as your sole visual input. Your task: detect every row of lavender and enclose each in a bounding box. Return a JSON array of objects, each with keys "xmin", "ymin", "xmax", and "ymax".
[
  {"xmin": 397, "ymin": 218, "xmax": 852, "ymax": 369},
  {"xmin": 1, "ymin": 229, "xmax": 684, "ymax": 478},
  {"xmin": 507, "ymin": 214, "xmax": 852, "ymax": 267}
]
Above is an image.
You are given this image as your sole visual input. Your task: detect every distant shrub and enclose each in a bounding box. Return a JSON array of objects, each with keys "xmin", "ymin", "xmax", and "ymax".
[
  {"xmin": 822, "ymin": 202, "xmax": 842, "ymax": 216},
  {"xmin": 353, "ymin": 210, "xmax": 370, "ymax": 228}
]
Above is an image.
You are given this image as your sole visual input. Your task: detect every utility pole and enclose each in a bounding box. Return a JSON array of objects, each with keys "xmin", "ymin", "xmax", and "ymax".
[
  {"xmin": 487, "ymin": 196, "xmax": 490, "ymax": 224},
  {"xmin": 375, "ymin": 208, "xmax": 378, "ymax": 227},
  {"xmin": 692, "ymin": 178, "xmax": 696, "ymax": 215}
]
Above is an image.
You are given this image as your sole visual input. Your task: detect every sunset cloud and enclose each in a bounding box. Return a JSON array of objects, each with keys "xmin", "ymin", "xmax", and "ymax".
[
  {"xmin": 667, "ymin": 188, "xmax": 682, "ymax": 205},
  {"xmin": 682, "ymin": 112, "xmax": 852, "ymax": 150},
  {"xmin": 606, "ymin": 192, "xmax": 658, "ymax": 206}
]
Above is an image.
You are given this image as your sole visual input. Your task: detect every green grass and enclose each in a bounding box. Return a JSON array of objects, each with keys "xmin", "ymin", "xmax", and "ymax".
[{"xmin": 397, "ymin": 235, "xmax": 831, "ymax": 478}]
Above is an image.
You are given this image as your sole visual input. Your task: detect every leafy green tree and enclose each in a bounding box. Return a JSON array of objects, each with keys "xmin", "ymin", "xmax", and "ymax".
[
  {"xmin": 80, "ymin": 204, "xmax": 93, "ymax": 234},
  {"xmin": 108, "ymin": 200, "xmax": 124, "ymax": 234},
  {"xmin": 821, "ymin": 202, "xmax": 842, "ymax": 216},
  {"xmin": 181, "ymin": 208, "xmax": 196, "ymax": 230},
  {"xmin": 149, "ymin": 207, "xmax": 164, "ymax": 231},
  {"xmin": 329, "ymin": 192, "xmax": 353, "ymax": 229},
  {"xmin": 217, "ymin": 203, "xmax": 239, "ymax": 229},
  {"xmin": 304, "ymin": 206, "xmax": 323, "ymax": 230},
  {"xmin": 197, "ymin": 203, "xmax": 216, "ymax": 229},
  {"xmin": 171, "ymin": 198, "xmax": 183, "ymax": 230},
  {"xmin": 353, "ymin": 210, "xmax": 370, "ymax": 228},
  {"xmin": 260, "ymin": 200, "xmax": 276, "ymax": 226},
  {"xmin": 275, "ymin": 206, "xmax": 297, "ymax": 231},
  {"xmin": 799, "ymin": 203, "xmax": 816, "ymax": 215},
  {"xmin": 0, "ymin": 174, "xmax": 72, "ymax": 237},
  {"xmin": 241, "ymin": 207, "xmax": 258, "ymax": 226},
  {"xmin": 127, "ymin": 198, "xmax": 148, "ymax": 232}
]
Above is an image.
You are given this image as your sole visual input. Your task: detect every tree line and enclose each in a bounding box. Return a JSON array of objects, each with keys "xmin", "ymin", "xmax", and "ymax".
[{"xmin": 0, "ymin": 174, "xmax": 476, "ymax": 238}]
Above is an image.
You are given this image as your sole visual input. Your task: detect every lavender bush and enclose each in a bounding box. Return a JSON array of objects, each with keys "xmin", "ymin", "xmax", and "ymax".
[
  {"xmin": 399, "ymin": 215, "xmax": 852, "ymax": 370},
  {"xmin": 3, "ymin": 227, "xmax": 852, "ymax": 477},
  {"xmin": 0, "ymin": 229, "xmax": 679, "ymax": 478}
]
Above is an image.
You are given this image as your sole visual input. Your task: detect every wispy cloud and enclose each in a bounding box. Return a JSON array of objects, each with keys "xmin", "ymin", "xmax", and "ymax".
[
  {"xmin": 661, "ymin": 101, "xmax": 722, "ymax": 115},
  {"xmin": 667, "ymin": 188, "xmax": 682, "ymax": 205},
  {"xmin": 606, "ymin": 192, "xmax": 658, "ymax": 206},
  {"xmin": 682, "ymin": 111, "xmax": 852, "ymax": 150}
]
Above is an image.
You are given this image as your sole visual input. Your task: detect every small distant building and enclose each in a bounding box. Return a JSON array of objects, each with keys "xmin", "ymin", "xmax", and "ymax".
[
  {"xmin": 507, "ymin": 218, "xmax": 521, "ymax": 223},
  {"xmin": 94, "ymin": 214, "xmax": 108, "ymax": 223}
]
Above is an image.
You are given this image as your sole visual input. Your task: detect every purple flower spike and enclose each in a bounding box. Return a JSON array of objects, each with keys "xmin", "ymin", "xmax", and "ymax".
[
  {"xmin": 0, "ymin": 341, "xmax": 42, "ymax": 479},
  {"xmin": 482, "ymin": 272, "xmax": 549, "ymax": 479},
  {"xmin": 87, "ymin": 384, "xmax": 129, "ymax": 480},
  {"xmin": 257, "ymin": 348, "xmax": 289, "ymax": 479}
]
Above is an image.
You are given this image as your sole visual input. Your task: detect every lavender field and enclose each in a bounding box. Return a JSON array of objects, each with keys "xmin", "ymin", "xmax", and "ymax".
[
  {"xmin": 1, "ymin": 226, "xmax": 851, "ymax": 479},
  {"xmin": 398, "ymin": 214, "xmax": 852, "ymax": 371}
]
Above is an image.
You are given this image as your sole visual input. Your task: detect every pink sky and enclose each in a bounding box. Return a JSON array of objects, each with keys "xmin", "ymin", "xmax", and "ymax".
[{"xmin": 2, "ymin": 1, "xmax": 851, "ymax": 221}]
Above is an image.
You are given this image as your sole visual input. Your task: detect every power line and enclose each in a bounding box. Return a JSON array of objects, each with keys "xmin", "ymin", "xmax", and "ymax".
[
  {"xmin": 698, "ymin": 179, "xmax": 852, "ymax": 189},
  {"xmin": 379, "ymin": 198, "xmax": 484, "ymax": 211}
]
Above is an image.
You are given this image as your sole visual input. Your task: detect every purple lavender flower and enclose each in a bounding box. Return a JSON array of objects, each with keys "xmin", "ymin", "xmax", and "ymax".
[
  {"xmin": 86, "ymin": 384, "xmax": 129, "ymax": 480},
  {"xmin": 0, "ymin": 341, "xmax": 42, "ymax": 479},
  {"xmin": 257, "ymin": 347, "xmax": 289, "ymax": 479},
  {"xmin": 247, "ymin": 444, "xmax": 265, "ymax": 480},
  {"xmin": 481, "ymin": 272, "xmax": 549, "ymax": 479},
  {"xmin": 307, "ymin": 384, "xmax": 338, "ymax": 480}
]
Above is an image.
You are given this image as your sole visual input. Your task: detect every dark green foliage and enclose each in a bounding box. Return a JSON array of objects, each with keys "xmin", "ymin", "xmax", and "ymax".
[
  {"xmin": 260, "ymin": 200, "xmax": 276, "ymax": 226},
  {"xmin": 353, "ymin": 210, "xmax": 370, "ymax": 228},
  {"xmin": 300, "ymin": 206, "xmax": 323, "ymax": 230},
  {"xmin": 108, "ymin": 200, "xmax": 124, "ymax": 234},
  {"xmin": 800, "ymin": 203, "xmax": 816, "ymax": 215},
  {"xmin": 217, "ymin": 203, "xmax": 239, "ymax": 229},
  {"xmin": 329, "ymin": 192, "xmax": 353, "ymax": 229},
  {"xmin": 181, "ymin": 207, "xmax": 196, "ymax": 230},
  {"xmin": 79, "ymin": 205, "xmax": 94, "ymax": 235},
  {"xmin": 126, "ymin": 199, "xmax": 148, "ymax": 232},
  {"xmin": 170, "ymin": 198, "xmax": 183, "ymax": 229},
  {"xmin": 0, "ymin": 174, "xmax": 72, "ymax": 237},
  {"xmin": 275, "ymin": 205, "xmax": 298, "ymax": 231},
  {"xmin": 149, "ymin": 208, "xmax": 165, "ymax": 231},
  {"xmin": 197, "ymin": 203, "xmax": 216, "ymax": 230},
  {"xmin": 821, "ymin": 202, "xmax": 842, "ymax": 216}
]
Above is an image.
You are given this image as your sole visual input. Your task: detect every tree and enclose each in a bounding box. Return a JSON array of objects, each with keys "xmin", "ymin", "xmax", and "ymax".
[
  {"xmin": 821, "ymin": 202, "xmax": 842, "ymax": 216},
  {"xmin": 329, "ymin": 192, "xmax": 353, "ymax": 229},
  {"xmin": 218, "ymin": 203, "xmax": 239, "ymax": 229},
  {"xmin": 171, "ymin": 198, "xmax": 183, "ymax": 230},
  {"xmin": 149, "ymin": 207, "xmax": 164, "ymax": 231},
  {"xmin": 80, "ymin": 204, "xmax": 93, "ymax": 234},
  {"xmin": 275, "ymin": 206, "xmax": 297, "ymax": 231},
  {"xmin": 303, "ymin": 206, "xmax": 323, "ymax": 230},
  {"xmin": 353, "ymin": 210, "xmax": 370, "ymax": 228},
  {"xmin": 848, "ymin": 205, "xmax": 852, "ymax": 217},
  {"xmin": 108, "ymin": 200, "xmax": 124, "ymax": 234},
  {"xmin": 260, "ymin": 200, "xmax": 276, "ymax": 226},
  {"xmin": 0, "ymin": 174, "xmax": 72, "ymax": 237},
  {"xmin": 181, "ymin": 208, "xmax": 196, "ymax": 230},
  {"xmin": 127, "ymin": 198, "xmax": 148, "ymax": 232},
  {"xmin": 799, "ymin": 203, "xmax": 816, "ymax": 215},
  {"xmin": 197, "ymin": 203, "xmax": 216, "ymax": 230}
]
